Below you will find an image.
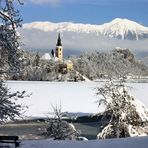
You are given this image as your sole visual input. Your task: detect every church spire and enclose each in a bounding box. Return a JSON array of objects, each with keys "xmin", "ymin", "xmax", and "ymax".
[
  {"xmin": 55, "ymin": 33, "xmax": 63, "ymax": 61},
  {"xmin": 56, "ymin": 33, "xmax": 62, "ymax": 46}
]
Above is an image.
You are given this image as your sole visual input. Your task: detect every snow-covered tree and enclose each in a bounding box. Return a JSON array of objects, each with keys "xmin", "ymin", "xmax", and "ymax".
[
  {"xmin": 96, "ymin": 80, "xmax": 148, "ymax": 139},
  {"xmin": 34, "ymin": 52, "xmax": 40, "ymax": 67},
  {"xmin": 43, "ymin": 105, "xmax": 80, "ymax": 140},
  {"xmin": 0, "ymin": 80, "xmax": 27, "ymax": 124},
  {"xmin": 0, "ymin": 0, "xmax": 27, "ymax": 123},
  {"xmin": 0, "ymin": 0, "xmax": 23, "ymax": 74}
]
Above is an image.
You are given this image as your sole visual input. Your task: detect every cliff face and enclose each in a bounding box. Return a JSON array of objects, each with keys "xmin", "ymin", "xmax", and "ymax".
[{"xmin": 113, "ymin": 48, "xmax": 134, "ymax": 62}]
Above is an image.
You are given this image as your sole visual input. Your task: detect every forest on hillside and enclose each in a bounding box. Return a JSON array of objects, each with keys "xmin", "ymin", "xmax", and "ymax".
[{"xmin": 1, "ymin": 48, "xmax": 148, "ymax": 81}]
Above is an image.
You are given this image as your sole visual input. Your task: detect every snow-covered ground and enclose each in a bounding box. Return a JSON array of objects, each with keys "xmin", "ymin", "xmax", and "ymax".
[
  {"xmin": 6, "ymin": 81, "xmax": 148, "ymax": 118},
  {"xmin": 21, "ymin": 136, "xmax": 148, "ymax": 148}
]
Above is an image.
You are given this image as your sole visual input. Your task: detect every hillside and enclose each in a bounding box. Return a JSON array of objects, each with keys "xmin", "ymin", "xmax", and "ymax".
[
  {"xmin": 3, "ymin": 48, "xmax": 148, "ymax": 81},
  {"xmin": 72, "ymin": 48, "xmax": 148, "ymax": 79}
]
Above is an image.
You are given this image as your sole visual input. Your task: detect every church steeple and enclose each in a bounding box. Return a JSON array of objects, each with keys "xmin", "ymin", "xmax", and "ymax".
[
  {"xmin": 55, "ymin": 33, "xmax": 63, "ymax": 61},
  {"xmin": 56, "ymin": 33, "xmax": 62, "ymax": 46}
]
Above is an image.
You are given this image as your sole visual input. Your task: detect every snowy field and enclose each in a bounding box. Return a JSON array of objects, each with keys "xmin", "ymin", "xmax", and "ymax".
[
  {"xmin": 1, "ymin": 136, "xmax": 148, "ymax": 148},
  {"xmin": 6, "ymin": 81, "xmax": 148, "ymax": 118},
  {"xmin": 21, "ymin": 136, "xmax": 148, "ymax": 148}
]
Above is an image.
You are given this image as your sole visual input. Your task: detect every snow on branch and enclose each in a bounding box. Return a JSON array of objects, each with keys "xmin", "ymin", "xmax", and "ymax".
[
  {"xmin": 96, "ymin": 80, "xmax": 148, "ymax": 139},
  {"xmin": 0, "ymin": 81, "xmax": 28, "ymax": 124}
]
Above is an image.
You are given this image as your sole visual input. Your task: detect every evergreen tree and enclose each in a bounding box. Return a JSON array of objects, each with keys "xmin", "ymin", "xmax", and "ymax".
[
  {"xmin": 96, "ymin": 80, "xmax": 148, "ymax": 139},
  {"xmin": 34, "ymin": 52, "xmax": 40, "ymax": 67}
]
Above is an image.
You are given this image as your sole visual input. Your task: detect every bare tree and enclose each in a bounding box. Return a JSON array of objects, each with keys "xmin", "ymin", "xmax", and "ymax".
[{"xmin": 43, "ymin": 105, "xmax": 80, "ymax": 140}]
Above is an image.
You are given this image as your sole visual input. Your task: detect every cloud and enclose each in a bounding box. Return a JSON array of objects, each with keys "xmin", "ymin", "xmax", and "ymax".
[{"xmin": 19, "ymin": 27, "xmax": 148, "ymax": 56}]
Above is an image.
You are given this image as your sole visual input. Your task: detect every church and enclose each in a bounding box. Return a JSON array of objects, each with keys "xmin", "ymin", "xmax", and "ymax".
[
  {"xmin": 55, "ymin": 33, "xmax": 63, "ymax": 61},
  {"xmin": 51, "ymin": 33, "xmax": 73, "ymax": 73}
]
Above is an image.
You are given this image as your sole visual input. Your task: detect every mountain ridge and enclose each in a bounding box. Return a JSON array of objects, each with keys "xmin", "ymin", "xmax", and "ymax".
[{"xmin": 23, "ymin": 18, "xmax": 148, "ymax": 40}]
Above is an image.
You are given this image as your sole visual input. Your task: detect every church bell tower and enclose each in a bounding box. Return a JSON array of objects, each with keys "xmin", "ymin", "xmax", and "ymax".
[{"xmin": 55, "ymin": 33, "xmax": 63, "ymax": 61}]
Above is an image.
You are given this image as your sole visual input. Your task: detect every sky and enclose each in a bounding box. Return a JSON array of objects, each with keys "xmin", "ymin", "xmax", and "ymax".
[
  {"xmin": 15, "ymin": 0, "xmax": 148, "ymax": 55},
  {"xmin": 17, "ymin": 0, "xmax": 148, "ymax": 26}
]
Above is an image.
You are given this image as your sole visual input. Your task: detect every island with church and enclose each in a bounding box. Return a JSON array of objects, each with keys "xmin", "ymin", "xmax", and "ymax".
[
  {"xmin": 14, "ymin": 33, "xmax": 89, "ymax": 82},
  {"xmin": 50, "ymin": 33, "xmax": 74, "ymax": 74}
]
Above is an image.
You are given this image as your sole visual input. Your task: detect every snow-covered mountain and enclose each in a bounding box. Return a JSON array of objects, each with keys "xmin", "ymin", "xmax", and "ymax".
[
  {"xmin": 23, "ymin": 18, "xmax": 148, "ymax": 40},
  {"xmin": 99, "ymin": 18, "xmax": 148, "ymax": 40}
]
